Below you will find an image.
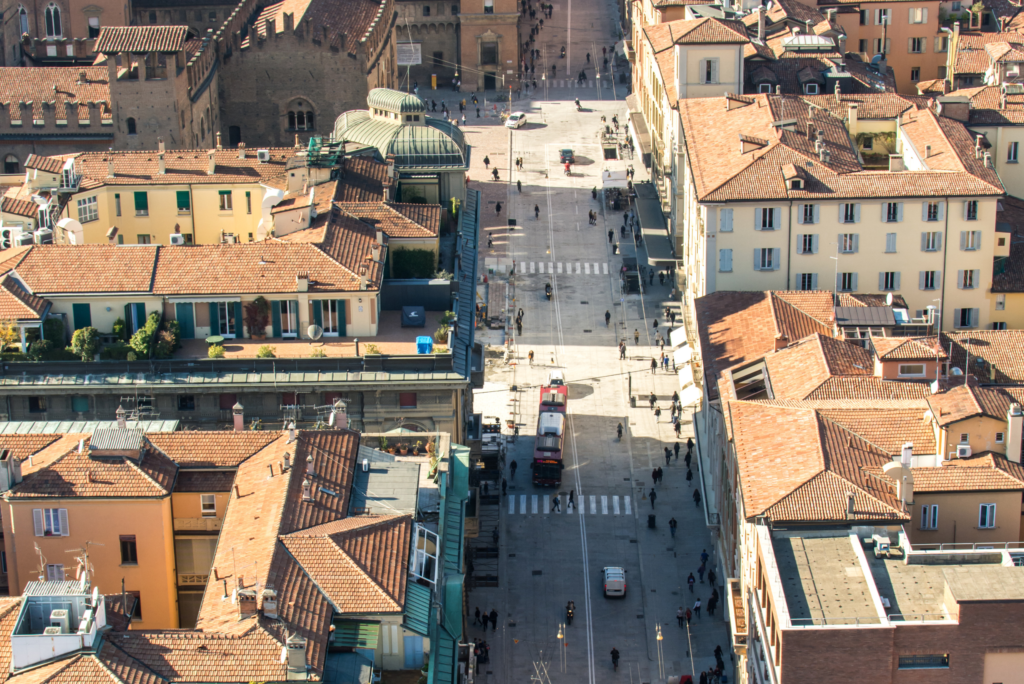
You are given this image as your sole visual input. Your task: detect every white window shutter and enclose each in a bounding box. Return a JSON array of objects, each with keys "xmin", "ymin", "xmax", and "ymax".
[
  {"xmin": 812, "ymin": 234, "xmax": 819, "ymax": 254},
  {"xmin": 796, "ymin": 208, "xmax": 804, "ymax": 225},
  {"xmin": 957, "ymin": 269, "xmax": 965, "ymax": 288},
  {"xmin": 851, "ymin": 273, "xmax": 858, "ymax": 291},
  {"xmin": 886, "ymin": 38, "xmax": 891, "ymax": 52},
  {"xmin": 720, "ymin": 249, "xmax": 732, "ymax": 271},
  {"xmin": 773, "ymin": 207, "xmax": 781, "ymax": 229},
  {"xmin": 938, "ymin": 202, "xmax": 945, "ymax": 220},
  {"xmin": 875, "ymin": 8, "xmax": 881, "ymax": 24},
  {"xmin": 853, "ymin": 234, "xmax": 859, "ymax": 253},
  {"xmin": 920, "ymin": 232, "xmax": 928, "ymax": 251},
  {"xmin": 921, "ymin": 203, "xmax": 929, "ymax": 221},
  {"xmin": 919, "ymin": 271, "xmax": 926, "ymax": 290},
  {"xmin": 963, "ymin": 201, "xmax": 969, "ymax": 221},
  {"xmin": 854, "ymin": 204, "xmax": 861, "ymax": 223},
  {"xmin": 908, "ymin": 37, "xmax": 914, "ymax": 51},
  {"xmin": 754, "ymin": 207, "xmax": 762, "ymax": 230},
  {"xmin": 796, "ymin": 234, "xmax": 805, "ymax": 252},
  {"xmin": 960, "ymin": 231, "xmax": 967, "ymax": 249},
  {"xmin": 897, "ymin": 203, "xmax": 904, "ymax": 222},
  {"xmin": 954, "ymin": 308, "xmax": 962, "ymax": 327},
  {"xmin": 908, "ymin": 7, "xmax": 913, "ymax": 22},
  {"xmin": 971, "ymin": 308, "xmax": 979, "ymax": 327},
  {"xmin": 58, "ymin": 509, "xmax": 69, "ymax": 536},
  {"xmin": 838, "ymin": 204, "xmax": 845, "ymax": 223},
  {"xmin": 935, "ymin": 233, "xmax": 942, "ymax": 250},
  {"xmin": 894, "ymin": 272, "xmax": 901, "ymax": 290},
  {"xmin": 772, "ymin": 248, "xmax": 781, "ymax": 270},
  {"xmin": 923, "ymin": 8, "xmax": 927, "ymax": 22},
  {"xmin": 711, "ymin": 59, "xmax": 718, "ymax": 84},
  {"xmin": 811, "ymin": 273, "xmax": 818, "ymax": 289},
  {"xmin": 881, "ymin": 203, "xmax": 888, "ymax": 222},
  {"xmin": 886, "ymin": 233, "xmax": 897, "ymax": 252},
  {"xmin": 935, "ymin": 270, "xmax": 941, "ymax": 287},
  {"xmin": 973, "ymin": 269, "xmax": 981, "ymax": 287},
  {"xmin": 753, "ymin": 249, "xmax": 761, "ymax": 270},
  {"xmin": 721, "ymin": 208, "xmax": 732, "ymax": 232},
  {"xmin": 32, "ymin": 509, "xmax": 44, "ymax": 537},
  {"xmin": 813, "ymin": 204, "xmax": 820, "ymax": 224},
  {"xmin": 973, "ymin": 230, "xmax": 982, "ymax": 248},
  {"xmin": 879, "ymin": 272, "xmax": 886, "ymax": 290}
]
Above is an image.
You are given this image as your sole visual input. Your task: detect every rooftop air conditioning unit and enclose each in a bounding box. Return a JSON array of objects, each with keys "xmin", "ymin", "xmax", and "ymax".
[
  {"xmin": 33, "ymin": 228, "xmax": 53, "ymax": 245},
  {"xmin": 169, "ymin": 233, "xmax": 185, "ymax": 246},
  {"xmin": 15, "ymin": 233, "xmax": 33, "ymax": 247},
  {"xmin": 49, "ymin": 609, "xmax": 70, "ymax": 634},
  {"xmin": 256, "ymin": 149, "xmax": 271, "ymax": 162},
  {"xmin": 0, "ymin": 227, "xmax": 22, "ymax": 249},
  {"xmin": 956, "ymin": 444, "xmax": 972, "ymax": 459},
  {"xmin": 42, "ymin": 626, "xmax": 62, "ymax": 636},
  {"xmin": 78, "ymin": 609, "xmax": 94, "ymax": 633}
]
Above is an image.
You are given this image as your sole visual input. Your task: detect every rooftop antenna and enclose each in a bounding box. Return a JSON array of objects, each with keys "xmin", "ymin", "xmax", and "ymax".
[{"xmin": 33, "ymin": 543, "xmax": 46, "ymax": 582}]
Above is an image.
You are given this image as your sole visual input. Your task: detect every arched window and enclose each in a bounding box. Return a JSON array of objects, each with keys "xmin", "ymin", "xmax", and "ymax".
[
  {"xmin": 287, "ymin": 102, "xmax": 315, "ymax": 131},
  {"xmin": 200, "ymin": 116, "xmax": 206, "ymax": 139},
  {"xmin": 126, "ymin": 117, "xmax": 137, "ymax": 135},
  {"xmin": 18, "ymin": 6, "xmax": 28, "ymax": 35},
  {"xmin": 295, "ymin": 111, "xmax": 305, "ymax": 128},
  {"xmin": 288, "ymin": 111, "xmax": 296, "ymax": 128},
  {"xmin": 4, "ymin": 155, "xmax": 19, "ymax": 174},
  {"xmin": 44, "ymin": 3, "xmax": 61, "ymax": 37}
]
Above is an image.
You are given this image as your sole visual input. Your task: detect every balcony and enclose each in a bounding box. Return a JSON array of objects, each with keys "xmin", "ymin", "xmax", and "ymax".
[
  {"xmin": 173, "ymin": 516, "xmax": 223, "ymax": 532},
  {"xmin": 727, "ymin": 579, "xmax": 747, "ymax": 656},
  {"xmin": 177, "ymin": 573, "xmax": 210, "ymax": 586}
]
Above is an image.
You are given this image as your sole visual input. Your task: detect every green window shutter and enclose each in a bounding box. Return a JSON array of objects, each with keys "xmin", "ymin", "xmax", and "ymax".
[
  {"xmin": 234, "ymin": 302, "xmax": 243, "ymax": 336},
  {"xmin": 124, "ymin": 304, "xmax": 131, "ymax": 335},
  {"xmin": 134, "ymin": 304, "xmax": 147, "ymax": 331},
  {"xmin": 271, "ymin": 302, "xmax": 282, "ymax": 338},
  {"xmin": 313, "ymin": 302, "xmax": 322, "ymax": 327},
  {"xmin": 71, "ymin": 396, "xmax": 89, "ymax": 413},
  {"xmin": 134, "ymin": 192, "xmax": 148, "ymax": 212},
  {"xmin": 209, "ymin": 303, "xmax": 220, "ymax": 335},
  {"xmin": 337, "ymin": 300, "xmax": 346, "ymax": 336},
  {"xmin": 176, "ymin": 191, "xmax": 191, "ymax": 211},
  {"xmin": 218, "ymin": 190, "xmax": 231, "ymax": 195},
  {"xmin": 72, "ymin": 303, "xmax": 91, "ymax": 330}
]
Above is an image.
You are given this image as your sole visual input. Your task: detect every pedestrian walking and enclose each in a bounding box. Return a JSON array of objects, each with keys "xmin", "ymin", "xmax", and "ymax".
[
  {"xmin": 489, "ymin": 609, "xmax": 498, "ymax": 631},
  {"xmin": 510, "ymin": 459, "xmax": 518, "ymax": 480},
  {"xmin": 708, "ymin": 568, "xmax": 716, "ymax": 587},
  {"xmin": 708, "ymin": 594, "xmax": 718, "ymax": 617},
  {"xmin": 483, "ymin": 155, "xmax": 491, "ymax": 169},
  {"xmin": 685, "ymin": 607, "xmax": 692, "ymax": 624},
  {"xmin": 693, "ymin": 488, "xmax": 702, "ymax": 507},
  {"xmin": 698, "ymin": 562, "xmax": 706, "ymax": 583},
  {"xmin": 685, "ymin": 451, "xmax": 692, "ymax": 469},
  {"xmin": 502, "ymin": 477, "xmax": 508, "ymax": 496},
  {"xmin": 686, "ymin": 468, "xmax": 693, "ymax": 484},
  {"xmin": 653, "ymin": 318, "xmax": 659, "ymax": 330},
  {"xmin": 517, "ymin": 179, "xmax": 522, "ymax": 193},
  {"xmin": 687, "ymin": 437, "xmax": 694, "ymax": 457},
  {"xmin": 656, "ymin": 466, "xmax": 663, "ymax": 484},
  {"xmin": 674, "ymin": 442, "xmax": 681, "ymax": 460},
  {"xmin": 649, "ymin": 391, "xmax": 656, "ymax": 409},
  {"xmin": 552, "ymin": 493, "xmax": 561, "ymax": 512},
  {"xmin": 651, "ymin": 358, "xmax": 657, "ymax": 374},
  {"xmin": 665, "ymin": 447, "xmax": 672, "ymax": 466},
  {"xmin": 492, "ymin": 168, "xmax": 500, "ymax": 181},
  {"xmin": 677, "ymin": 606, "xmax": 685, "ymax": 627},
  {"xmin": 634, "ymin": 329, "xmax": 640, "ymax": 344},
  {"xmin": 688, "ymin": 573, "xmax": 695, "ymax": 593},
  {"xmin": 495, "ymin": 201, "xmax": 502, "ymax": 215},
  {"xmin": 693, "ymin": 599, "xmax": 702, "ymax": 619},
  {"xmin": 669, "ymin": 517, "xmax": 678, "ymax": 538},
  {"xmin": 608, "ymin": 228, "xmax": 614, "ymax": 244},
  {"xmin": 663, "ymin": 355, "xmax": 669, "ymax": 371},
  {"xmin": 474, "ymin": 607, "xmax": 482, "ymax": 626},
  {"xmin": 651, "ymin": 468, "xmax": 658, "ymax": 487},
  {"xmin": 568, "ymin": 489, "xmax": 575, "ymax": 510},
  {"xmin": 675, "ymin": 422, "xmax": 682, "ymax": 437},
  {"xmin": 699, "ymin": 672, "xmax": 708, "ymax": 684},
  {"xmin": 701, "ymin": 549, "xmax": 709, "ymax": 565},
  {"xmin": 528, "ymin": 350, "xmax": 534, "ymax": 364},
  {"xmin": 649, "ymin": 488, "xmax": 657, "ymax": 508},
  {"xmin": 619, "ymin": 341, "xmax": 626, "ymax": 360}
]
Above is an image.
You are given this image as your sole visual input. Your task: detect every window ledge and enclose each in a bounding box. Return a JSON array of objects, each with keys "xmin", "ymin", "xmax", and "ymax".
[{"xmin": 120, "ymin": 562, "xmax": 139, "ymax": 567}]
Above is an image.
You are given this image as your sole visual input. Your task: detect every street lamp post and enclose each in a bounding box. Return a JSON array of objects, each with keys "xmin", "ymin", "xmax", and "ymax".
[
  {"xmin": 556, "ymin": 623, "xmax": 566, "ymax": 672},
  {"xmin": 655, "ymin": 623, "xmax": 665, "ymax": 679}
]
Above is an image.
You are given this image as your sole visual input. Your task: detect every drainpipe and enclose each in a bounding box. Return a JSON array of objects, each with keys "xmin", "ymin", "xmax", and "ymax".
[
  {"xmin": 786, "ymin": 200, "xmax": 793, "ymax": 288},
  {"xmin": 940, "ymin": 195, "xmax": 950, "ymax": 332}
]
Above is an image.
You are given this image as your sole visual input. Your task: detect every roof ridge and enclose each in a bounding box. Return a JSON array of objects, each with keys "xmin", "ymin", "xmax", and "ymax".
[
  {"xmin": 328, "ymin": 533, "xmax": 402, "ymax": 608},
  {"xmin": 124, "ymin": 453, "xmax": 171, "ymax": 494},
  {"xmin": 817, "ymin": 412, "xmax": 895, "ymax": 460}
]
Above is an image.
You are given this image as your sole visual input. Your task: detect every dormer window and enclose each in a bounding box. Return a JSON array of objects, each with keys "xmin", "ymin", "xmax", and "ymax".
[
  {"xmin": 790, "ymin": 179, "xmax": 803, "ymax": 190},
  {"xmin": 804, "ymin": 83, "xmax": 819, "ymax": 95}
]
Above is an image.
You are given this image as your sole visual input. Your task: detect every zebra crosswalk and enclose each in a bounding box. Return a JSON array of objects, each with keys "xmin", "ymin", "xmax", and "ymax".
[
  {"xmin": 524, "ymin": 261, "xmax": 609, "ymax": 275},
  {"xmin": 508, "ymin": 493, "xmax": 631, "ymax": 515}
]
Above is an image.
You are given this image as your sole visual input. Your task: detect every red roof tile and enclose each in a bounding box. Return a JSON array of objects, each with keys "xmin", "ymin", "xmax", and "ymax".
[
  {"xmin": 94, "ymin": 26, "xmax": 190, "ymax": 53},
  {"xmin": 146, "ymin": 432, "xmax": 280, "ymax": 468},
  {"xmin": 8, "ymin": 444, "xmax": 177, "ymax": 499},
  {"xmin": 11, "ymin": 245, "xmax": 158, "ymax": 294}
]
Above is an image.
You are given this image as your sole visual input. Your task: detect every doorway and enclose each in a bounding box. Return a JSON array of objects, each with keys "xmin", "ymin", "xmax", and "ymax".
[{"xmin": 484, "ymin": 72, "xmax": 496, "ymax": 90}]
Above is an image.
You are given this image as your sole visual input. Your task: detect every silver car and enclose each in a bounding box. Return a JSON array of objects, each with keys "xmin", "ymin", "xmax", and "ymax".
[{"xmin": 505, "ymin": 112, "xmax": 527, "ymax": 129}]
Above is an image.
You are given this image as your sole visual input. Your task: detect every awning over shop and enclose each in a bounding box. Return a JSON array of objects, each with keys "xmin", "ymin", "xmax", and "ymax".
[
  {"xmin": 166, "ymin": 296, "xmax": 241, "ymax": 304},
  {"xmin": 626, "ymin": 96, "xmax": 652, "ymax": 158},
  {"xmin": 674, "ymin": 344, "xmax": 693, "ymax": 366},
  {"xmin": 679, "ymin": 383, "xmax": 703, "ymax": 408},
  {"xmin": 602, "ymin": 169, "xmax": 629, "ymax": 189},
  {"xmin": 669, "ymin": 327, "xmax": 687, "ymax": 348},
  {"xmin": 332, "ymin": 621, "xmax": 380, "ymax": 649},
  {"xmin": 679, "ymin": 364, "xmax": 694, "ymax": 389},
  {"xmin": 634, "ymin": 182, "xmax": 675, "ymax": 265}
]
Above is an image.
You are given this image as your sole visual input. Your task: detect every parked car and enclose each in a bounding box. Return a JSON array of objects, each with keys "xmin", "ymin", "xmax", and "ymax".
[
  {"xmin": 560, "ymin": 148, "xmax": 575, "ymax": 164},
  {"xmin": 603, "ymin": 566, "xmax": 626, "ymax": 597},
  {"xmin": 506, "ymin": 112, "xmax": 527, "ymax": 129}
]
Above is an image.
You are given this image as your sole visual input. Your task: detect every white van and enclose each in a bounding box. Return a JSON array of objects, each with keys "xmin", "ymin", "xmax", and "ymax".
[
  {"xmin": 547, "ymin": 370, "xmax": 565, "ymax": 387},
  {"xmin": 603, "ymin": 567, "xmax": 627, "ymax": 597}
]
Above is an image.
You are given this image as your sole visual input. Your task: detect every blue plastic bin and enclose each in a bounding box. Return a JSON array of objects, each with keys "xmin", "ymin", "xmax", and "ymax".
[{"xmin": 416, "ymin": 336, "xmax": 433, "ymax": 354}]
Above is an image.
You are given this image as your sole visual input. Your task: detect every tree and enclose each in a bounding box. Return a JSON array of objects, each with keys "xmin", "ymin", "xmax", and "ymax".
[
  {"xmin": 0, "ymin": 321, "xmax": 20, "ymax": 354},
  {"xmin": 70, "ymin": 327, "xmax": 100, "ymax": 361}
]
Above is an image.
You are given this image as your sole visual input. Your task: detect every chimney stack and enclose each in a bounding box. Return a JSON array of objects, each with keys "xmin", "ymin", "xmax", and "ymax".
[
  {"xmin": 1007, "ymin": 404, "xmax": 1023, "ymax": 463},
  {"xmin": 158, "ymin": 153, "xmax": 166, "ymax": 175},
  {"xmin": 116, "ymin": 405, "xmax": 126, "ymax": 429},
  {"xmin": 288, "ymin": 422, "xmax": 297, "ymax": 443},
  {"xmin": 158, "ymin": 137, "xmax": 165, "ymax": 153},
  {"xmin": 846, "ymin": 492, "xmax": 855, "ymax": 516},
  {"xmin": 216, "ymin": 131, "xmax": 223, "ymax": 150},
  {"xmin": 774, "ymin": 334, "xmax": 789, "ymax": 351},
  {"xmin": 238, "ymin": 142, "xmax": 246, "ymax": 160},
  {"xmin": 261, "ymin": 589, "xmax": 278, "ymax": 619},
  {"xmin": 925, "ymin": 145, "xmax": 931, "ymax": 158},
  {"xmin": 236, "ymin": 589, "xmax": 257, "ymax": 619},
  {"xmin": 208, "ymin": 150, "xmax": 216, "ymax": 175},
  {"xmin": 976, "ymin": 134, "xmax": 984, "ymax": 159},
  {"xmin": 107, "ymin": 154, "xmax": 115, "ymax": 178},
  {"xmin": 757, "ymin": 6, "xmax": 765, "ymax": 42},
  {"xmin": 232, "ymin": 402, "xmax": 245, "ymax": 431},
  {"xmin": 301, "ymin": 477, "xmax": 313, "ymax": 501},
  {"xmin": 848, "ymin": 104, "xmax": 858, "ymax": 135},
  {"xmin": 306, "ymin": 455, "xmax": 316, "ymax": 475},
  {"xmin": 985, "ymin": 151, "xmax": 994, "ymax": 168},
  {"xmin": 330, "ymin": 400, "xmax": 348, "ymax": 429}
]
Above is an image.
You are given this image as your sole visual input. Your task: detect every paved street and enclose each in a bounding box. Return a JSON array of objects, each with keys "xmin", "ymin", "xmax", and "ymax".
[{"xmin": 454, "ymin": 0, "xmax": 732, "ymax": 681}]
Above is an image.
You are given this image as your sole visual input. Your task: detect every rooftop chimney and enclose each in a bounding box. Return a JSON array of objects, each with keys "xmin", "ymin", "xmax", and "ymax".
[
  {"xmin": 288, "ymin": 422, "xmax": 297, "ymax": 443},
  {"xmin": 1008, "ymin": 403, "xmax": 1023, "ymax": 463},
  {"xmin": 925, "ymin": 145, "xmax": 931, "ymax": 158},
  {"xmin": 286, "ymin": 634, "xmax": 308, "ymax": 678},
  {"xmin": 236, "ymin": 589, "xmax": 257, "ymax": 619},
  {"xmin": 238, "ymin": 142, "xmax": 246, "ymax": 160},
  {"xmin": 757, "ymin": 6, "xmax": 765, "ymax": 42},
  {"xmin": 107, "ymin": 155, "xmax": 114, "ymax": 178},
  {"xmin": 232, "ymin": 402, "xmax": 244, "ymax": 431},
  {"xmin": 296, "ymin": 273, "xmax": 309, "ymax": 292},
  {"xmin": 889, "ymin": 154, "xmax": 905, "ymax": 172},
  {"xmin": 984, "ymin": 151, "xmax": 994, "ymax": 169},
  {"xmin": 207, "ymin": 150, "xmax": 216, "ymax": 175},
  {"xmin": 774, "ymin": 333, "xmax": 789, "ymax": 351},
  {"xmin": 157, "ymin": 137, "xmax": 165, "ymax": 153},
  {"xmin": 301, "ymin": 477, "xmax": 313, "ymax": 501},
  {"xmin": 976, "ymin": 134, "xmax": 984, "ymax": 159},
  {"xmin": 846, "ymin": 492, "xmax": 855, "ymax": 516},
  {"xmin": 306, "ymin": 454, "xmax": 316, "ymax": 476},
  {"xmin": 216, "ymin": 131, "xmax": 223, "ymax": 150},
  {"xmin": 262, "ymin": 589, "xmax": 279, "ymax": 619},
  {"xmin": 158, "ymin": 153, "xmax": 166, "ymax": 175},
  {"xmin": 848, "ymin": 104, "xmax": 858, "ymax": 135},
  {"xmin": 331, "ymin": 400, "xmax": 348, "ymax": 429},
  {"xmin": 115, "ymin": 405, "xmax": 126, "ymax": 429}
]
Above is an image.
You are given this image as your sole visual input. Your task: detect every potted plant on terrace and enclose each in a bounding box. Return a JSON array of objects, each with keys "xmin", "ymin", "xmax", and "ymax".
[{"xmin": 244, "ymin": 297, "xmax": 271, "ymax": 340}]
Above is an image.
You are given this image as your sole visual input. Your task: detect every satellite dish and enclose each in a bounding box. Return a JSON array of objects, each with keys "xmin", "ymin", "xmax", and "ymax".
[
  {"xmin": 30, "ymin": 195, "xmax": 48, "ymax": 206},
  {"xmin": 308, "ymin": 325, "xmax": 323, "ymax": 340},
  {"xmin": 885, "ymin": 293, "xmax": 893, "ymax": 306},
  {"xmin": 950, "ymin": 367, "xmax": 964, "ymax": 376}
]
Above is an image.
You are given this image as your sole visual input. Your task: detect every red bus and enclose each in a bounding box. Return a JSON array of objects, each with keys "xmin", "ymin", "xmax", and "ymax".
[
  {"xmin": 539, "ymin": 385, "xmax": 568, "ymax": 414},
  {"xmin": 532, "ymin": 409, "xmax": 565, "ymax": 486}
]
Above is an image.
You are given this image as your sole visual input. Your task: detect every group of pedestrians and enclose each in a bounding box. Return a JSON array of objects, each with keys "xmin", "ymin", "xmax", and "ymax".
[{"xmin": 473, "ymin": 607, "xmax": 500, "ymax": 631}]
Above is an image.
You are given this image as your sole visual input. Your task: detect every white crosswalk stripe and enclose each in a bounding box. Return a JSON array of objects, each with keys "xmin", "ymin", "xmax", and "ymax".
[
  {"xmin": 507, "ymin": 494, "xmax": 631, "ymax": 515},
  {"xmin": 522, "ymin": 262, "xmax": 610, "ymax": 276},
  {"xmin": 603, "ymin": 263, "xmax": 609, "ymax": 274},
  {"xmin": 557, "ymin": 262, "xmax": 563, "ymax": 274},
  {"xmin": 548, "ymin": 262, "xmax": 554, "ymax": 274},
  {"xmin": 530, "ymin": 261, "xmax": 536, "ymax": 274},
  {"xmin": 584, "ymin": 263, "xmax": 590, "ymax": 274}
]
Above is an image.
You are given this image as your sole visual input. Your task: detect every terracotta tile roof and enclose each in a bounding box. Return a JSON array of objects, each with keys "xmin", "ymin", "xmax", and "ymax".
[
  {"xmin": 678, "ymin": 94, "xmax": 1004, "ymax": 202},
  {"xmin": 0, "ymin": 434, "xmax": 61, "ymax": 464},
  {"xmin": 0, "ymin": 247, "xmax": 31, "ymax": 275},
  {"xmin": 0, "ymin": 599, "xmax": 23, "ymax": 676},
  {"xmin": 993, "ymin": 197, "xmax": 1024, "ymax": 293},
  {"xmin": 816, "ymin": 408, "xmax": 937, "ymax": 454},
  {"xmin": 695, "ymin": 290, "xmax": 835, "ymax": 400},
  {"xmin": 23, "ymin": 155, "xmax": 68, "ymax": 174},
  {"xmin": 0, "ymin": 275, "xmax": 48, "ymax": 319},
  {"xmin": 987, "ymin": 41, "xmax": 1024, "ymax": 62},
  {"xmin": 925, "ymin": 382, "xmax": 1024, "ymax": 426},
  {"xmin": 724, "ymin": 401, "xmax": 908, "ymax": 523},
  {"xmin": 338, "ymin": 202, "xmax": 440, "ymax": 238},
  {"xmin": 146, "ymin": 431, "xmax": 280, "ymax": 468},
  {"xmin": 801, "ymin": 93, "xmax": 924, "ymax": 120},
  {"xmin": 69, "ymin": 148, "xmax": 293, "ymax": 188},
  {"xmin": 957, "ymin": 85, "xmax": 1024, "ymax": 126},
  {"xmin": 953, "ymin": 31, "xmax": 1024, "ymax": 75},
  {"xmin": 1, "ymin": 197, "xmax": 39, "ymax": 219},
  {"xmin": 10, "ymin": 245, "xmax": 157, "ymax": 294},
  {"xmin": 7, "ymin": 444, "xmax": 177, "ymax": 499},
  {"xmin": 916, "ymin": 78, "xmax": 949, "ymax": 95},
  {"xmin": 899, "ymin": 453, "xmax": 1024, "ymax": 492},
  {"xmin": 17, "ymin": 434, "xmax": 91, "ymax": 475},
  {"xmin": 644, "ymin": 17, "xmax": 749, "ymax": 51},
  {"xmin": 836, "ymin": 293, "xmax": 909, "ymax": 308},
  {"xmin": 335, "ymin": 157, "xmax": 387, "ymax": 202},
  {"xmin": 764, "ymin": 333, "xmax": 873, "ymax": 400},
  {"xmin": 151, "ymin": 221, "xmax": 385, "ymax": 295},
  {"xmin": 942, "ymin": 331, "xmax": 1024, "ymax": 383},
  {"xmin": 804, "ymin": 376, "xmax": 933, "ymax": 400},
  {"xmin": 195, "ymin": 430, "xmax": 361, "ymax": 676},
  {"xmin": 871, "ymin": 336, "xmax": 946, "ymax": 360},
  {"xmin": 254, "ymin": 0, "xmax": 386, "ymax": 52},
  {"xmin": 173, "ymin": 470, "xmax": 236, "ymax": 492},
  {"xmin": 282, "ymin": 514, "xmax": 411, "ymax": 614},
  {"xmin": 94, "ymin": 26, "xmax": 190, "ymax": 53}
]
